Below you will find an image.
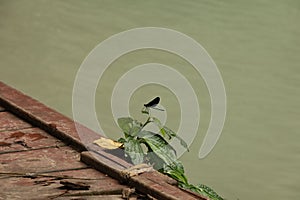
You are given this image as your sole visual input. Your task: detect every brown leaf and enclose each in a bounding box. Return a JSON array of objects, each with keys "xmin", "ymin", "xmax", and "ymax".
[{"xmin": 93, "ymin": 138, "xmax": 122, "ymax": 149}]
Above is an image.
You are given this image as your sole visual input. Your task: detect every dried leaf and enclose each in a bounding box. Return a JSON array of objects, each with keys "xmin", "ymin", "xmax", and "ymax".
[{"xmin": 93, "ymin": 138, "xmax": 122, "ymax": 149}]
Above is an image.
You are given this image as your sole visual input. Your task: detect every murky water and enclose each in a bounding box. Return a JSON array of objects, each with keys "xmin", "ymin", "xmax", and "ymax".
[{"xmin": 1, "ymin": 1, "xmax": 300, "ymax": 199}]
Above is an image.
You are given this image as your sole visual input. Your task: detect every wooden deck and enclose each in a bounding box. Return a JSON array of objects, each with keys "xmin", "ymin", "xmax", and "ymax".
[{"xmin": 0, "ymin": 81, "xmax": 207, "ymax": 200}]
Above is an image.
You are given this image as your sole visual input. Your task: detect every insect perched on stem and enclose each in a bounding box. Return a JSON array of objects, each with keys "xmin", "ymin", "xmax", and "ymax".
[{"xmin": 114, "ymin": 97, "xmax": 224, "ymax": 200}]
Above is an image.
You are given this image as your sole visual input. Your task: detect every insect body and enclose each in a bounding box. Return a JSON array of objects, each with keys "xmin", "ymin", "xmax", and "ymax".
[
  {"xmin": 144, "ymin": 97, "xmax": 160, "ymax": 108},
  {"xmin": 144, "ymin": 97, "xmax": 164, "ymax": 111}
]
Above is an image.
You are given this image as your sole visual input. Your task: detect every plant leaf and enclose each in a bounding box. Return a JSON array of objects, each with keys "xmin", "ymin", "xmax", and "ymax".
[
  {"xmin": 139, "ymin": 131, "xmax": 177, "ymax": 166},
  {"xmin": 151, "ymin": 117, "xmax": 162, "ymax": 128},
  {"xmin": 163, "ymin": 162, "xmax": 188, "ymax": 184},
  {"xmin": 93, "ymin": 138, "xmax": 123, "ymax": 149},
  {"xmin": 162, "ymin": 126, "xmax": 189, "ymax": 151},
  {"xmin": 162, "ymin": 126, "xmax": 176, "ymax": 139},
  {"xmin": 179, "ymin": 183, "xmax": 224, "ymax": 200},
  {"xmin": 117, "ymin": 137, "xmax": 126, "ymax": 144},
  {"xmin": 160, "ymin": 128, "xmax": 167, "ymax": 137},
  {"xmin": 117, "ymin": 117, "xmax": 142, "ymax": 137},
  {"xmin": 145, "ymin": 150, "xmax": 165, "ymax": 170},
  {"xmin": 175, "ymin": 135, "xmax": 189, "ymax": 151},
  {"xmin": 197, "ymin": 184, "xmax": 224, "ymax": 200},
  {"xmin": 123, "ymin": 137, "xmax": 144, "ymax": 165}
]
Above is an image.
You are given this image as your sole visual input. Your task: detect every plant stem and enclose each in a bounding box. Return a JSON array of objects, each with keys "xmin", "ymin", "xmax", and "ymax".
[{"xmin": 142, "ymin": 116, "xmax": 152, "ymax": 128}]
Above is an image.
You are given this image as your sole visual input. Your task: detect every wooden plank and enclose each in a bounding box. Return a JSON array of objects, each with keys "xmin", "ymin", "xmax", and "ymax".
[
  {"xmin": 0, "ymin": 82, "xmax": 205, "ymax": 200},
  {"xmin": 131, "ymin": 172, "xmax": 207, "ymax": 200},
  {"xmin": 87, "ymin": 143, "xmax": 133, "ymax": 169},
  {"xmin": 0, "ymin": 127, "xmax": 65, "ymax": 154},
  {"xmin": 0, "ymin": 168, "xmax": 128, "ymax": 200},
  {"xmin": 0, "ymin": 146, "xmax": 87, "ymax": 174},
  {"xmin": 49, "ymin": 168, "xmax": 128, "ymax": 196},
  {"xmin": 0, "ymin": 81, "xmax": 103, "ymax": 151},
  {"xmin": 54, "ymin": 195, "xmax": 124, "ymax": 200},
  {"xmin": 80, "ymin": 151, "xmax": 128, "ymax": 183},
  {"xmin": 44, "ymin": 168, "xmax": 109, "ymax": 180},
  {"xmin": 0, "ymin": 112, "xmax": 32, "ymax": 132},
  {"xmin": 80, "ymin": 151, "xmax": 205, "ymax": 200}
]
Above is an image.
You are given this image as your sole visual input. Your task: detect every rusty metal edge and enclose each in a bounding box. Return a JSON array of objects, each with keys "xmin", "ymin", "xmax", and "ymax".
[{"xmin": 0, "ymin": 81, "xmax": 208, "ymax": 200}]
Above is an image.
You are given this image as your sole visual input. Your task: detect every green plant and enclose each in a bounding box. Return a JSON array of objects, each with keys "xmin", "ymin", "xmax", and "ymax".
[{"xmin": 117, "ymin": 105, "xmax": 224, "ymax": 200}]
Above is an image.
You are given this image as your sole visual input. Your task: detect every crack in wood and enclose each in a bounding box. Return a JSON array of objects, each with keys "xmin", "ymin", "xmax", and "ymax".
[
  {"xmin": 0, "ymin": 172, "xmax": 106, "ymax": 181},
  {"xmin": 0, "ymin": 144, "xmax": 66, "ymax": 155},
  {"xmin": 0, "ymin": 167, "xmax": 91, "ymax": 180}
]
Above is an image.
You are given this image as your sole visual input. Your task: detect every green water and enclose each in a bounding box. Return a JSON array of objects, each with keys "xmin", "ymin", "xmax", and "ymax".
[{"xmin": 1, "ymin": 1, "xmax": 300, "ymax": 199}]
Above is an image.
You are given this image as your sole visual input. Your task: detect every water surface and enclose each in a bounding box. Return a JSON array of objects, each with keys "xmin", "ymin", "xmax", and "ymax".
[{"xmin": 1, "ymin": 1, "xmax": 299, "ymax": 199}]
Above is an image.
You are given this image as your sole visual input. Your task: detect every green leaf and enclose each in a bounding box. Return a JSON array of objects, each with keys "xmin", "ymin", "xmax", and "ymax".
[
  {"xmin": 197, "ymin": 184, "xmax": 224, "ymax": 200},
  {"xmin": 138, "ymin": 131, "xmax": 177, "ymax": 166},
  {"xmin": 162, "ymin": 126, "xmax": 189, "ymax": 152},
  {"xmin": 123, "ymin": 137, "xmax": 144, "ymax": 165},
  {"xmin": 160, "ymin": 128, "xmax": 167, "ymax": 137},
  {"xmin": 145, "ymin": 150, "xmax": 165, "ymax": 170},
  {"xmin": 150, "ymin": 117, "xmax": 168, "ymax": 137},
  {"xmin": 117, "ymin": 117, "xmax": 142, "ymax": 137},
  {"xmin": 178, "ymin": 183, "xmax": 224, "ymax": 200},
  {"xmin": 117, "ymin": 137, "xmax": 126, "ymax": 144},
  {"xmin": 151, "ymin": 117, "xmax": 162, "ymax": 128},
  {"xmin": 175, "ymin": 135, "xmax": 189, "ymax": 152},
  {"xmin": 149, "ymin": 119, "xmax": 189, "ymax": 152},
  {"xmin": 163, "ymin": 162, "xmax": 188, "ymax": 184}
]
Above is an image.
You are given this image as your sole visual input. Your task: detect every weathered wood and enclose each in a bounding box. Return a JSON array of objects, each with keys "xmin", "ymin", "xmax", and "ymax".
[
  {"xmin": 87, "ymin": 143, "xmax": 133, "ymax": 169},
  {"xmin": 43, "ymin": 167, "xmax": 109, "ymax": 179},
  {"xmin": 0, "ymin": 82, "xmax": 86, "ymax": 151},
  {"xmin": 0, "ymin": 127, "xmax": 65, "ymax": 154},
  {"xmin": 0, "ymin": 168, "xmax": 128, "ymax": 199},
  {"xmin": 0, "ymin": 81, "xmax": 208, "ymax": 200},
  {"xmin": 81, "ymin": 151, "xmax": 127, "ymax": 182},
  {"xmin": 0, "ymin": 112, "xmax": 32, "ymax": 132},
  {"xmin": 131, "ymin": 171, "xmax": 207, "ymax": 200},
  {"xmin": 80, "ymin": 151, "xmax": 205, "ymax": 200},
  {"xmin": 0, "ymin": 146, "xmax": 87, "ymax": 174},
  {"xmin": 0, "ymin": 82, "xmax": 113, "ymax": 153},
  {"xmin": 54, "ymin": 195, "xmax": 124, "ymax": 200}
]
